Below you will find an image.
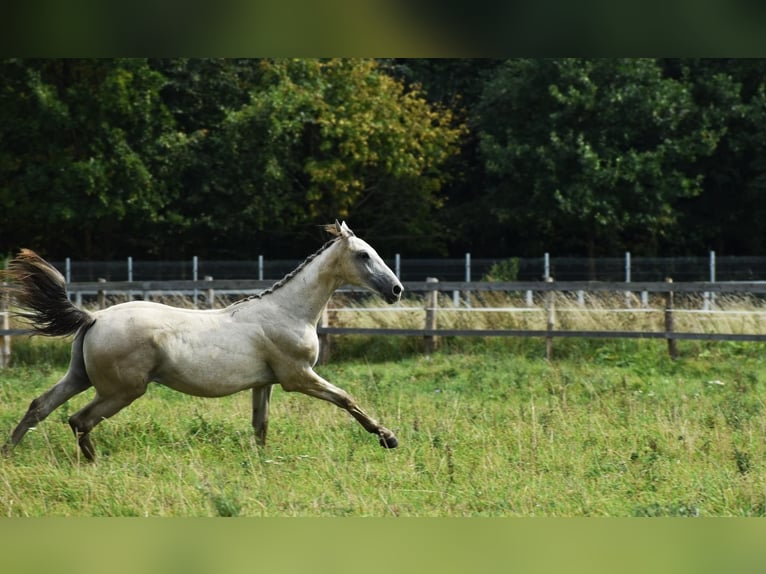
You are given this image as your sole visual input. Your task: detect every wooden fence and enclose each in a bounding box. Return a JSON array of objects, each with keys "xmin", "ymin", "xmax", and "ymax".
[
  {"xmin": 3, "ymin": 278, "xmax": 766, "ymax": 366},
  {"xmin": 318, "ymin": 278, "xmax": 766, "ymax": 361}
]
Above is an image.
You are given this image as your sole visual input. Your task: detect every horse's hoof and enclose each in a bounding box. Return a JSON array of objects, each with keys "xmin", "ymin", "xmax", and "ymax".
[{"xmin": 379, "ymin": 433, "xmax": 398, "ymax": 449}]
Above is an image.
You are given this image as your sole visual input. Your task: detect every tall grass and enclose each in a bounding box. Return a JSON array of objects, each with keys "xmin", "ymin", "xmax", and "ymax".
[{"xmin": 328, "ymin": 290, "xmax": 766, "ymax": 336}]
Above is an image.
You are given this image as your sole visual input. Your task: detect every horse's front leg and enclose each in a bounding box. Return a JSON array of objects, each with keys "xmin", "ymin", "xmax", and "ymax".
[
  {"xmin": 280, "ymin": 368, "xmax": 398, "ymax": 448},
  {"xmin": 252, "ymin": 385, "xmax": 273, "ymax": 446}
]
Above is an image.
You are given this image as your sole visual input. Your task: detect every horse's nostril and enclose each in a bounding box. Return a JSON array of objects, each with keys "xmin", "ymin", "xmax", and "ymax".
[{"xmin": 392, "ymin": 284, "xmax": 403, "ymax": 296}]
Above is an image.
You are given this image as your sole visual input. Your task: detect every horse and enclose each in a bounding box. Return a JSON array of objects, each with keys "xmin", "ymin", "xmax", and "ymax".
[{"xmin": 2, "ymin": 221, "xmax": 403, "ymax": 461}]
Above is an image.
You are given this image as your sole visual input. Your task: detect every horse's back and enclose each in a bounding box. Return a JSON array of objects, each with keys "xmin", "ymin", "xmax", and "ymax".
[{"xmin": 85, "ymin": 301, "xmax": 222, "ymax": 358}]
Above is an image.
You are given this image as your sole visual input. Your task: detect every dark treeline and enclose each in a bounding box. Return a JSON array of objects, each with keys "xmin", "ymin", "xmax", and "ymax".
[{"xmin": 2, "ymin": 58, "xmax": 765, "ymax": 261}]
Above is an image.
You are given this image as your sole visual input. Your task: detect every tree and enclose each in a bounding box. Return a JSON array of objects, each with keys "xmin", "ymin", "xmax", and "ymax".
[
  {"xmin": 10, "ymin": 58, "xmax": 766, "ymax": 261},
  {"xmin": 671, "ymin": 59, "xmax": 766, "ymax": 255},
  {"xmin": 168, "ymin": 59, "xmax": 464, "ymax": 257},
  {"xmin": 384, "ymin": 59, "xmax": 506, "ymax": 255},
  {"xmin": 474, "ymin": 59, "xmax": 724, "ymax": 257},
  {"xmin": 0, "ymin": 58, "xmax": 462, "ymax": 259},
  {"xmin": 0, "ymin": 59, "xmax": 180, "ymax": 258}
]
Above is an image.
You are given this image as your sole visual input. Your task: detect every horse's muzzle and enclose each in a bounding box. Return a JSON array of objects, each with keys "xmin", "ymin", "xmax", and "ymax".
[{"xmin": 383, "ymin": 283, "xmax": 403, "ymax": 304}]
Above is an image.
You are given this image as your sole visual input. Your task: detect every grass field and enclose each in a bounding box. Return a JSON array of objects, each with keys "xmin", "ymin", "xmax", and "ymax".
[{"xmin": 2, "ymin": 333, "xmax": 766, "ymax": 517}]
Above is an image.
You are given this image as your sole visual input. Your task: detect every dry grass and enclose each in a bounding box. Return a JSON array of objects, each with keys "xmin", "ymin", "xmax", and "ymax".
[{"xmin": 326, "ymin": 290, "xmax": 766, "ymax": 336}]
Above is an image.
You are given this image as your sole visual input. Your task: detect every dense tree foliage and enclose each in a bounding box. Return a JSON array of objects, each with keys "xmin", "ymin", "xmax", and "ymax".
[
  {"xmin": 476, "ymin": 59, "xmax": 724, "ymax": 256},
  {"xmin": 2, "ymin": 58, "xmax": 766, "ymax": 260},
  {"xmin": 168, "ymin": 59, "xmax": 463, "ymax": 257},
  {"xmin": 0, "ymin": 59, "xmax": 180, "ymax": 257}
]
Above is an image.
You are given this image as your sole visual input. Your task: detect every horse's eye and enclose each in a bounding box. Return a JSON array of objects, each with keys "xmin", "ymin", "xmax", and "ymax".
[{"xmin": 357, "ymin": 251, "xmax": 370, "ymax": 260}]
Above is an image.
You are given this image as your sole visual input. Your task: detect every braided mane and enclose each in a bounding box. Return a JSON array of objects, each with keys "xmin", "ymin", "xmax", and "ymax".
[{"xmin": 231, "ymin": 236, "xmax": 340, "ymax": 306}]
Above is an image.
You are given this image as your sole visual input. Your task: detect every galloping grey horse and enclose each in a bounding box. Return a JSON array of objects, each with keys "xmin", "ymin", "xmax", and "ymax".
[{"xmin": 2, "ymin": 221, "xmax": 403, "ymax": 460}]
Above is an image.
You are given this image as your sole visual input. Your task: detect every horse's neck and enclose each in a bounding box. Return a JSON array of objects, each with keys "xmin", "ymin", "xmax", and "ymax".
[{"xmin": 259, "ymin": 242, "xmax": 343, "ymax": 325}]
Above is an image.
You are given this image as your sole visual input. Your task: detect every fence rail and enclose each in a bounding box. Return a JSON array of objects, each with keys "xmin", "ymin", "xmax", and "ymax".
[
  {"xmin": 3, "ymin": 278, "xmax": 766, "ymax": 367},
  {"xmin": 316, "ymin": 327, "xmax": 766, "ymax": 342}
]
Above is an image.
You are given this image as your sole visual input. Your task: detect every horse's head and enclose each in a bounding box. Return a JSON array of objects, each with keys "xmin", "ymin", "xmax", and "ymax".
[{"xmin": 327, "ymin": 221, "xmax": 403, "ymax": 304}]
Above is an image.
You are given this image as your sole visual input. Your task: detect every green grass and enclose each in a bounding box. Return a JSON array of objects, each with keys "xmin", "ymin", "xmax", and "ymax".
[{"xmin": 2, "ymin": 335, "xmax": 766, "ymax": 516}]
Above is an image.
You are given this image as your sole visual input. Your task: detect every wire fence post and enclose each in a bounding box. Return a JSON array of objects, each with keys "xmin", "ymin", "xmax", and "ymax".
[
  {"xmin": 464, "ymin": 252, "xmax": 472, "ymax": 309},
  {"xmin": 704, "ymin": 250, "xmax": 716, "ymax": 311},
  {"xmin": 625, "ymin": 251, "xmax": 632, "ymax": 309},
  {"xmin": 544, "ymin": 252, "xmax": 550, "ymax": 280},
  {"xmin": 205, "ymin": 276, "xmax": 215, "ymax": 309},
  {"xmin": 127, "ymin": 256, "xmax": 134, "ymax": 301},
  {"xmin": 193, "ymin": 256, "xmax": 199, "ymax": 308},
  {"xmin": 1, "ymin": 280, "xmax": 10, "ymax": 369},
  {"xmin": 455, "ymin": 252, "xmax": 471, "ymax": 309},
  {"xmin": 66, "ymin": 257, "xmax": 77, "ymax": 305},
  {"xmin": 665, "ymin": 277, "xmax": 678, "ymax": 360},
  {"xmin": 544, "ymin": 276, "xmax": 555, "ymax": 361},
  {"xmin": 424, "ymin": 277, "xmax": 439, "ymax": 355},
  {"xmin": 97, "ymin": 278, "xmax": 107, "ymax": 310}
]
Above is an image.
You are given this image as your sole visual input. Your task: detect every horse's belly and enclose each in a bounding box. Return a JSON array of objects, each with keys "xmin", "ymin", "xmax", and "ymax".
[
  {"xmin": 154, "ymin": 353, "xmax": 276, "ymax": 397},
  {"xmin": 150, "ymin": 329, "xmax": 277, "ymax": 397}
]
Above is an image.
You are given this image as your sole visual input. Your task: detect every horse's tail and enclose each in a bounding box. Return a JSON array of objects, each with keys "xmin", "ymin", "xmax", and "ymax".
[{"xmin": 2, "ymin": 249, "xmax": 95, "ymax": 337}]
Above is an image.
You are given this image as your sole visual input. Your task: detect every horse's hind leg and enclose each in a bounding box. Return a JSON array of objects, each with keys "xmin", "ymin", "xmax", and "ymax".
[
  {"xmin": 67, "ymin": 389, "xmax": 145, "ymax": 461},
  {"xmin": 252, "ymin": 385, "xmax": 273, "ymax": 446},
  {"xmin": 2, "ymin": 366, "xmax": 91, "ymax": 455}
]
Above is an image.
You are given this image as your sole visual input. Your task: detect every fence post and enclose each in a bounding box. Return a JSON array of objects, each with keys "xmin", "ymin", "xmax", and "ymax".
[
  {"xmin": 625, "ymin": 251, "xmax": 632, "ymax": 309},
  {"xmin": 664, "ymin": 277, "xmax": 678, "ymax": 360},
  {"xmin": 704, "ymin": 250, "xmax": 716, "ymax": 311},
  {"xmin": 191, "ymin": 256, "xmax": 198, "ymax": 308},
  {"xmin": 424, "ymin": 277, "xmax": 439, "ymax": 355},
  {"xmin": 544, "ymin": 276, "xmax": 555, "ymax": 361},
  {"xmin": 205, "ymin": 276, "xmax": 215, "ymax": 309},
  {"xmin": 318, "ymin": 304, "xmax": 332, "ymax": 364},
  {"xmin": 65, "ymin": 257, "xmax": 72, "ymax": 303},
  {"xmin": 97, "ymin": 278, "xmax": 107, "ymax": 310},
  {"xmin": 464, "ymin": 253, "xmax": 472, "ymax": 309},
  {"xmin": 1, "ymin": 284, "xmax": 10, "ymax": 368},
  {"xmin": 127, "ymin": 256, "xmax": 134, "ymax": 302}
]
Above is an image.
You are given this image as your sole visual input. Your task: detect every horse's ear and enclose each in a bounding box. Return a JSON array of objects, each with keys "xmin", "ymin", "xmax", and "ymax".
[
  {"xmin": 324, "ymin": 220, "xmax": 355, "ymax": 238},
  {"xmin": 338, "ymin": 220, "xmax": 355, "ymax": 237},
  {"xmin": 324, "ymin": 222, "xmax": 340, "ymax": 237}
]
